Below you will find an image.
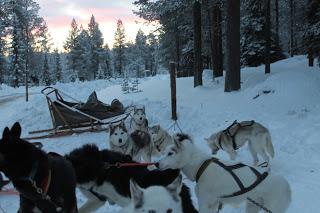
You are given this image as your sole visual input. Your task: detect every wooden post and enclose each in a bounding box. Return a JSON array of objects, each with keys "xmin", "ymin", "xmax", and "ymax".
[{"xmin": 170, "ymin": 62, "xmax": 177, "ymax": 121}]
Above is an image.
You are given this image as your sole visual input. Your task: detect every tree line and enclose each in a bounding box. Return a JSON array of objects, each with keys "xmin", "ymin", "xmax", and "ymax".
[
  {"xmin": 0, "ymin": 0, "xmax": 160, "ymax": 87},
  {"xmin": 134, "ymin": 0, "xmax": 320, "ymax": 91}
]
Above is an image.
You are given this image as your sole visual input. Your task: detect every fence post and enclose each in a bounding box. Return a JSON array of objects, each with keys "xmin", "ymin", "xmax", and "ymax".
[{"xmin": 170, "ymin": 62, "xmax": 177, "ymax": 121}]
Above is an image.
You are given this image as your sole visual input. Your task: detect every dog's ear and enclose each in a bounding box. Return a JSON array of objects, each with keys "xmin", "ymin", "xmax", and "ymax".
[
  {"xmin": 109, "ymin": 124, "xmax": 115, "ymax": 134},
  {"xmin": 134, "ymin": 106, "xmax": 138, "ymax": 113},
  {"xmin": 2, "ymin": 127, "xmax": 10, "ymax": 142},
  {"xmin": 166, "ymin": 174, "xmax": 182, "ymax": 201},
  {"xmin": 10, "ymin": 122, "xmax": 21, "ymax": 139},
  {"xmin": 130, "ymin": 179, "xmax": 144, "ymax": 208}
]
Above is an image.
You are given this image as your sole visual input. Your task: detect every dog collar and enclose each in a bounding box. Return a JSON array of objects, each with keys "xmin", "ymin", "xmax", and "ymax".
[{"xmin": 41, "ymin": 170, "xmax": 52, "ymax": 194}]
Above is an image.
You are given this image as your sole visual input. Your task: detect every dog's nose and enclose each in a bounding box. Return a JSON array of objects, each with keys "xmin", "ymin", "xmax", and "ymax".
[
  {"xmin": 155, "ymin": 162, "xmax": 160, "ymax": 168},
  {"xmin": 119, "ymin": 139, "xmax": 122, "ymax": 143},
  {"xmin": 140, "ymin": 117, "xmax": 143, "ymax": 120}
]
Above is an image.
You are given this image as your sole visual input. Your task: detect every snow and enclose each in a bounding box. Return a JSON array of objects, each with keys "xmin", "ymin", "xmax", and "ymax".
[{"xmin": 0, "ymin": 56, "xmax": 320, "ymax": 212}]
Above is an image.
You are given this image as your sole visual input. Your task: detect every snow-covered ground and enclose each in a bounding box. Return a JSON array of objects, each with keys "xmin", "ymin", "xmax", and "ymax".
[{"xmin": 0, "ymin": 56, "xmax": 319, "ymax": 212}]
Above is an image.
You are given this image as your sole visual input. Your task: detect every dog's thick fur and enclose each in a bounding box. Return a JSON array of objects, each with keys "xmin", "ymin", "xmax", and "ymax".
[
  {"xmin": 120, "ymin": 175, "xmax": 183, "ymax": 213},
  {"xmin": 66, "ymin": 144, "xmax": 198, "ymax": 213},
  {"xmin": 0, "ymin": 123, "xmax": 78, "ymax": 213},
  {"xmin": 149, "ymin": 124, "xmax": 174, "ymax": 155},
  {"xmin": 158, "ymin": 134, "xmax": 291, "ymax": 213},
  {"xmin": 205, "ymin": 121, "xmax": 275, "ymax": 165},
  {"xmin": 109, "ymin": 122, "xmax": 152, "ymax": 162},
  {"xmin": 130, "ymin": 106, "xmax": 148, "ymax": 133}
]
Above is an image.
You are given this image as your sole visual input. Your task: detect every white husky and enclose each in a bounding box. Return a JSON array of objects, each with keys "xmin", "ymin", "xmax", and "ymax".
[
  {"xmin": 130, "ymin": 106, "xmax": 149, "ymax": 132},
  {"xmin": 149, "ymin": 124, "xmax": 174, "ymax": 155},
  {"xmin": 157, "ymin": 134, "xmax": 291, "ymax": 213},
  {"xmin": 109, "ymin": 122, "xmax": 152, "ymax": 162},
  {"xmin": 205, "ymin": 121, "xmax": 274, "ymax": 166},
  {"xmin": 120, "ymin": 175, "xmax": 183, "ymax": 213}
]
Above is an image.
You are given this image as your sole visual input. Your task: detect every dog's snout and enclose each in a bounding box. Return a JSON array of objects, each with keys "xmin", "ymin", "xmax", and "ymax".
[
  {"xmin": 140, "ymin": 117, "xmax": 143, "ymax": 120},
  {"xmin": 155, "ymin": 162, "xmax": 160, "ymax": 168},
  {"xmin": 119, "ymin": 139, "xmax": 122, "ymax": 143}
]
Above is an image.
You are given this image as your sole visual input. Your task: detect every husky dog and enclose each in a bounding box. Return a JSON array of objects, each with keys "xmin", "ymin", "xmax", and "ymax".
[
  {"xmin": 0, "ymin": 123, "xmax": 78, "ymax": 213},
  {"xmin": 149, "ymin": 124, "xmax": 174, "ymax": 155},
  {"xmin": 130, "ymin": 106, "xmax": 149, "ymax": 132},
  {"xmin": 157, "ymin": 134, "xmax": 291, "ymax": 213},
  {"xmin": 120, "ymin": 175, "xmax": 183, "ymax": 213},
  {"xmin": 205, "ymin": 121, "xmax": 275, "ymax": 166},
  {"xmin": 66, "ymin": 144, "xmax": 198, "ymax": 213},
  {"xmin": 109, "ymin": 122, "xmax": 152, "ymax": 162}
]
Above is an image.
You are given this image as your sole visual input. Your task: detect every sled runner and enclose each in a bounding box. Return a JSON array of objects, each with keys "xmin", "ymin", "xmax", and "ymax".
[{"xmin": 26, "ymin": 87, "xmax": 134, "ymax": 140}]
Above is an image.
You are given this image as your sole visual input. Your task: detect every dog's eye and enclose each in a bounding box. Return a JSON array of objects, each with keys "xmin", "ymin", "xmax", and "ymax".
[
  {"xmin": 121, "ymin": 132, "xmax": 124, "ymax": 135},
  {"xmin": 167, "ymin": 209, "xmax": 173, "ymax": 213},
  {"xmin": 148, "ymin": 210, "xmax": 156, "ymax": 213},
  {"xmin": 168, "ymin": 152, "xmax": 174, "ymax": 156}
]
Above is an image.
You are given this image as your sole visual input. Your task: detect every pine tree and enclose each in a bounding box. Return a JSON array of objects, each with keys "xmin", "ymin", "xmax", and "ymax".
[
  {"xmin": 64, "ymin": 19, "xmax": 80, "ymax": 81},
  {"xmin": 10, "ymin": 14, "xmax": 25, "ymax": 87},
  {"xmin": 53, "ymin": 48, "xmax": 62, "ymax": 82},
  {"xmin": 88, "ymin": 15, "xmax": 104, "ymax": 79},
  {"xmin": 74, "ymin": 27, "xmax": 91, "ymax": 81},
  {"xmin": 147, "ymin": 33, "xmax": 159, "ymax": 75},
  {"xmin": 113, "ymin": 19, "xmax": 126, "ymax": 77},
  {"xmin": 100, "ymin": 44, "xmax": 112, "ymax": 79},
  {"xmin": 241, "ymin": 0, "xmax": 285, "ymax": 67},
  {"xmin": 42, "ymin": 53, "xmax": 50, "ymax": 86},
  {"xmin": 0, "ymin": 17, "xmax": 6, "ymax": 84},
  {"xmin": 304, "ymin": 0, "xmax": 320, "ymax": 66}
]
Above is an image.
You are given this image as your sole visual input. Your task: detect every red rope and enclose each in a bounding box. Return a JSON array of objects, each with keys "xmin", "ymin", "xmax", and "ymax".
[{"xmin": 114, "ymin": 162, "xmax": 156, "ymax": 168}]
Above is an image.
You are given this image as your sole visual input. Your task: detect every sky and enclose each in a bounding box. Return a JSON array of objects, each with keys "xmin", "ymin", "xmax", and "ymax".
[{"xmin": 36, "ymin": 0, "xmax": 157, "ymax": 50}]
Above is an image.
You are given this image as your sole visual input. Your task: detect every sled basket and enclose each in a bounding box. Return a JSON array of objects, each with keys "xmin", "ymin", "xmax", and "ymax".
[{"xmin": 26, "ymin": 87, "xmax": 133, "ymax": 140}]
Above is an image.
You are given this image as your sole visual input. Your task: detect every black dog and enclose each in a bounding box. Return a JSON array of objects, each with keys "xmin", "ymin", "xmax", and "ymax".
[
  {"xmin": 66, "ymin": 144, "xmax": 198, "ymax": 213},
  {"xmin": 0, "ymin": 122, "xmax": 78, "ymax": 213}
]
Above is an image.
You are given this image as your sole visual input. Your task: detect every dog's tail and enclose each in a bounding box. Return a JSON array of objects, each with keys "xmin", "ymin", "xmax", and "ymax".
[{"xmin": 265, "ymin": 132, "xmax": 275, "ymax": 158}]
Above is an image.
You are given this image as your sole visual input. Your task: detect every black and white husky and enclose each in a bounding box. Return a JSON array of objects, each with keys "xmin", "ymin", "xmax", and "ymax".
[
  {"xmin": 0, "ymin": 123, "xmax": 78, "ymax": 213},
  {"xmin": 66, "ymin": 144, "xmax": 198, "ymax": 213},
  {"xmin": 109, "ymin": 122, "xmax": 152, "ymax": 162},
  {"xmin": 157, "ymin": 134, "xmax": 291, "ymax": 213},
  {"xmin": 130, "ymin": 106, "xmax": 148, "ymax": 132}
]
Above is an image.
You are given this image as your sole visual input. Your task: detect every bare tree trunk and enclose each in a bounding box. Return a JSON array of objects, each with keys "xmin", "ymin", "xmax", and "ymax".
[
  {"xmin": 175, "ymin": 25, "xmax": 180, "ymax": 75},
  {"xmin": 275, "ymin": 0, "xmax": 279, "ymax": 45},
  {"xmin": 212, "ymin": 1, "xmax": 223, "ymax": 78},
  {"xmin": 289, "ymin": 0, "xmax": 294, "ymax": 57},
  {"xmin": 308, "ymin": 47, "xmax": 314, "ymax": 67},
  {"xmin": 225, "ymin": 0, "xmax": 240, "ymax": 92},
  {"xmin": 193, "ymin": 1, "xmax": 203, "ymax": 87},
  {"xmin": 265, "ymin": 0, "xmax": 271, "ymax": 74}
]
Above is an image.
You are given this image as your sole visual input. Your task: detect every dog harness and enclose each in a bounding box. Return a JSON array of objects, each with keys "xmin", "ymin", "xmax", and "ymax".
[
  {"xmin": 12, "ymin": 154, "xmax": 63, "ymax": 213},
  {"xmin": 153, "ymin": 135, "xmax": 166, "ymax": 152},
  {"xmin": 219, "ymin": 120, "xmax": 255, "ymax": 150},
  {"xmin": 195, "ymin": 157, "xmax": 268, "ymax": 198}
]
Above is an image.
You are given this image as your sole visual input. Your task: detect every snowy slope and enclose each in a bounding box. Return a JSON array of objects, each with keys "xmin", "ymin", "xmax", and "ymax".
[{"xmin": 0, "ymin": 56, "xmax": 319, "ymax": 212}]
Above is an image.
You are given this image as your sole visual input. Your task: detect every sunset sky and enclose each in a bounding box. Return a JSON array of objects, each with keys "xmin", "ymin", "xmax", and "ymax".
[{"xmin": 36, "ymin": 0, "xmax": 156, "ymax": 50}]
